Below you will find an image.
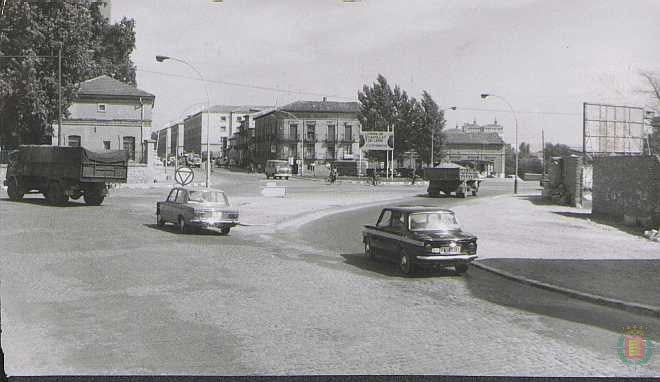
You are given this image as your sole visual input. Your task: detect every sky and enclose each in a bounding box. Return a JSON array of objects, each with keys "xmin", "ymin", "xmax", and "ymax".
[{"xmin": 111, "ymin": 0, "xmax": 660, "ymax": 150}]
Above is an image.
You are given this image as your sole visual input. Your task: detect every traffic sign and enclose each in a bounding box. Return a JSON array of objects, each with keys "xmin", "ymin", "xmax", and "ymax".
[{"xmin": 175, "ymin": 166, "xmax": 194, "ymax": 186}]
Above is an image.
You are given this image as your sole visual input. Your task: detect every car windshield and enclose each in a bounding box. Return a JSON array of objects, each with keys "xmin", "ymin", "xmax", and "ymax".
[
  {"xmin": 409, "ymin": 212, "xmax": 460, "ymax": 231},
  {"xmin": 187, "ymin": 190, "xmax": 228, "ymax": 205}
]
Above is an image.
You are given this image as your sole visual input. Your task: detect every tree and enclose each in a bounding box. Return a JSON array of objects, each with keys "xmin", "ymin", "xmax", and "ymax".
[
  {"xmin": 640, "ymin": 71, "xmax": 660, "ymax": 154},
  {"xmin": 518, "ymin": 142, "xmax": 531, "ymax": 159},
  {"xmin": 357, "ymin": 75, "xmax": 445, "ymax": 167},
  {"xmin": 0, "ymin": 0, "xmax": 137, "ymax": 147}
]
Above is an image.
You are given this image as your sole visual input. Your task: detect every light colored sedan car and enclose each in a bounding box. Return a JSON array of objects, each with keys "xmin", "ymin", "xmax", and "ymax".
[{"xmin": 156, "ymin": 187, "xmax": 239, "ymax": 234}]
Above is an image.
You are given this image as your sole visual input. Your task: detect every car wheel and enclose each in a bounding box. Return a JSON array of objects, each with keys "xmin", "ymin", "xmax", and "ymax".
[
  {"xmin": 7, "ymin": 177, "xmax": 24, "ymax": 201},
  {"xmin": 220, "ymin": 226, "xmax": 230, "ymax": 235},
  {"xmin": 285, "ymin": 177, "xmax": 289, "ymax": 180},
  {"xmin": 178, "ymin": 216, "xmax": 187, "ymax": 234},
  {"xmin": 455, "ymin": 263, "xmax": 468, "ymax": 275},
  {"xmin": 471, "ymin": 190, "xmax": 477, "ymax": 196},
  {"xmin": 364, "ymin": 240, "xmax": 376, "ymax": 260},
  {"xmin": 156, "ymin": 212, "xmax": 165, "ymax": 227},
  {"xmin": 399, "ymin": 250, "xmax": 415, "ymax": 275}
]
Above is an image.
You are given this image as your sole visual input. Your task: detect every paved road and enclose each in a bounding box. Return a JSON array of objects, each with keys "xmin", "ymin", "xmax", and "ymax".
[{"xmin": 0, "ymin": 176, "xmax": 658, "ymax": 376}]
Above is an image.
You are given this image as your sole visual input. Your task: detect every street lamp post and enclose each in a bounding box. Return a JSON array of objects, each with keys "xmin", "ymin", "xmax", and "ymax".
[
  {"xmin": 481, "ymin": 93, "xmax": 519, "ymax": 194},
  {"xmin": 156, "ymin": 55, "xmax": 212, "ymax": 188}
]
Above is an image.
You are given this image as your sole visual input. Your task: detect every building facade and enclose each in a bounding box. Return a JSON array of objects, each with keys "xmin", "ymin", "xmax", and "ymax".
[
  {"xmin": 254, "ymin": 101, "xmax": 361, "ymax": 174},
  {"xmin": 460, "ymin": 118, "xmax": 504, "ymax": 136},
  {"xmin": 53, "ymin": 75, "xmax": 155, "ymax": 162},
  {"xmin": 183, "ymin": 105, "xmax": 269, "ymax": 159},
  {"xmin": 444, "ymin": 129, "xmax": 506, "ymax": 177}
]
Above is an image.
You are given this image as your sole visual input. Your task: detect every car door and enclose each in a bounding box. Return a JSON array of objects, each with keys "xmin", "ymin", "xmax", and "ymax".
[
  {"xmin": 174, "ymin": 188, "xmax": 189, "ymax": 222},
  {"xmin": 371, "ymin": 209, "xmax": 392, "ymax": 253},
  {"xmin": 161, "ymin": 188, "xmax": 178, "ymax": 222},
  {"xmin": 380, "ymin": 210, "xmax": 405, "ymax": 258}
]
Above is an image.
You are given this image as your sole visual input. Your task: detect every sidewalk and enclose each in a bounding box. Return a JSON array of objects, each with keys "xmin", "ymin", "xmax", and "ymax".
[{"xmin": 452, "ymin": 193, "xmax": 660, "ymax": 316}]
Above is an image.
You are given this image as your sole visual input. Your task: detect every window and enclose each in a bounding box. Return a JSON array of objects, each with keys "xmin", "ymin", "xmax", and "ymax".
[
  {"xmin": 344, "ymin": 144, "xmax": 353, "ymax": 155},
  {"xmin": 289, "ymin": 124, "xmax": 298, "ymax": 140},
  {"xmin": 377, "ymin": 210, "xmax": 392, "ymax": 228},
  {"xmin": 344, "ymin": 125, "xmax": 352, "ymax": 142},
  {"xmin": 97, "ymin": 104, "xmax": 106, "ymax": 112},
  {"xmin": 327, "ymin": 125, "xmax": 335, "ymax": 141},
  {"xmin": 167, "ymin": 189, "xmax": 178, "ymax": 202},
  {"xmin": 304, "ymin": 144, "xmax": 314, "ymax": 159},
  {"xmin": 103, "ymin": 141, "xmax": 111, "ymax": 150},
  {"xmin": 221, "ymin": 116, "xmax": 227, "ymax": 121},
  {"xmin": 306, "ymin": 123, "xmax": 315, "ymax": 141},
  {"xmin": 68, "ymin": 135, "xmax": 81, "ymax": 147},
  {"xmin": 175, "ymin": 189, "xmax": 187, "ymax": 203},
  {"xmin": 327, "ymin": 145, "xmax": 335, "ymax": 160},
  {"xmin": 123, "ymin": 136, "xmax": 136, "ymax": 161}
]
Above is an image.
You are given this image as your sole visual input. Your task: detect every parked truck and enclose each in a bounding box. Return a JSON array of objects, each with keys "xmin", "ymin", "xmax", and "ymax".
[
  {"xmin": 4, "ymin": 145, "xmax": 128, "ymax": 205},
  {"xmin": 424, "ymin": 163, "xmax": 482, "ymax": 198}
]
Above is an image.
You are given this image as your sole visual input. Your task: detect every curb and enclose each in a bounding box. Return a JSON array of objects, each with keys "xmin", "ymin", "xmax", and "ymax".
[
  {"xmin": 471, "ymin": 261, "xmax": 660, "ymax": 318},
  {"xmin": 110, "ymin": 182, "xmax": 206, "ymax": 190}
]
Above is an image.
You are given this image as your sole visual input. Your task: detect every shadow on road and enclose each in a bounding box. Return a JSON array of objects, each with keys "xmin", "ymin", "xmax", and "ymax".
[
  {"xmin": 551, "ymin": 211, "xmax": 647, "ymax": 238},
  {"xmin": 465, "ymin": 262, "xmax": 660, "ymax": 341},
  {"xmin": 142, "ymin": 223, "xmax": 229, "ymax": 236},
  {"xmin": 0, "ymin": 197, "xmax": 88, "ymax": 207},
  {"xmin": 340, "ymin": 253, "xmax": 459, "ymax": 278}
]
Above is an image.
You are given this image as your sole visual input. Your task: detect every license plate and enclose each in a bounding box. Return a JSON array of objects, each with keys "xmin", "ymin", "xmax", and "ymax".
[{"xmin": 439, "ymin": 246, "xmax": 461, "ymax": 254}]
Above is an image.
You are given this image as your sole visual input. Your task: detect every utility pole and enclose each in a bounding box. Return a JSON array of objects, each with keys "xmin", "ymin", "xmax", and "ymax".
[
  {"xmin": 541, "ymin": 129, "xmax": 545, "ymax": 175},
  {"xmin": 57, "ymin": 44, "xmax": 62, "ymax": 146}
]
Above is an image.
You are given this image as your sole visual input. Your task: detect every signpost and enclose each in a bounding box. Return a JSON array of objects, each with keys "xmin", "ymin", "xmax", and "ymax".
[{"xmin": 360, "ymin": 131, "xmax": 394, "ymax": 179}]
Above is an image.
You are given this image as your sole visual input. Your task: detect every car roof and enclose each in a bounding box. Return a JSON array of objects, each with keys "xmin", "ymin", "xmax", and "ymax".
[{"xmin": 384, "ymin": 206, "xmax": 455, "ymax": 213}]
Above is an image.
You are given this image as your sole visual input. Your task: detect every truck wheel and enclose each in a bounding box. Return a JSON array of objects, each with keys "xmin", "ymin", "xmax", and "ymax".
[
  {"xmin": 220, "ymin": 226, "xmax": 230, "ymax": 235},
  {"xmin": 471, "ymin": 190, "xmax": 477, "ymax": 196},
  {"xmin": 457, "ymin": 192, "xmax": 467, "ymax": 198},
  {"xmin": 7, "ymin": 178, "xmax": 24, "ymax": 201},
  {"xmin": 455, "ymin": 263, "xmax": 468, "ymax": 275},
  {"xmin": 84, "ymin": 193, "xmax": 104, "ymax": 206},
  {"xmin": 399, "ymin": 250, "xmax": 415, "ymax": 275},
  {"xmin": 47, "ymin": 182, "xmax": 67, "ymax": 205}
]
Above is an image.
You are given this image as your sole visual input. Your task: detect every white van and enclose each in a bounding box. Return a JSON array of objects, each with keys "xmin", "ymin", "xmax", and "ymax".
[{"xmin": 265, "ymin": 160, "xmax": 291, "ymax": 180}]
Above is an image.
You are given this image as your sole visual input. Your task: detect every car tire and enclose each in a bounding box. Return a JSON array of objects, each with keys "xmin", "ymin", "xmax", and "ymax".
[
  {"xmin": 399, "ymin": 250, "xmax": 415, "ymax": 275},
  {"xmin": 455, "ymin": 263, "xmax": 468, "ymax": 275},
  {"xmin": 178, "ymin": 216, "xmax": 187, "ymax": 234},
  {"xmin": 364, "ymin": 240, "xmax": 376, "ymax": 260},
  {"xmin": 83, "ymin": 193, "xmax": 104, "ymax": 206},
  {"xmin": 285, "ymin": 177, "xmax": 289, "ymax": 180},
  {"xmin": 220, "ymin": 226, "xmax": 230, "ymax": 235},
  {"xmin": 7, "ymin": 177, "xmax": 24, "ymax": 201},
  {"xmin": 471, "ymin": 190, "xmax": 477, "ymax": 196},
  {"xmin": 156, "ymin": 213, "xmax": 165, "ymax": 227}
]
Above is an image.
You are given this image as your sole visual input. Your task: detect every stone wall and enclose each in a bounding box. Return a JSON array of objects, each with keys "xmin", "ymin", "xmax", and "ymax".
[{"xmin": 592, "ymin": 155, "xmax": 660, "ymax": 228}]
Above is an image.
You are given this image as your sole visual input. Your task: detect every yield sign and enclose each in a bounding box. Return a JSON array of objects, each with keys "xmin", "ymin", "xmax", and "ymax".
[{"xmin": 175, "ymin": 166, "xmax": 195, "ymax": 186}]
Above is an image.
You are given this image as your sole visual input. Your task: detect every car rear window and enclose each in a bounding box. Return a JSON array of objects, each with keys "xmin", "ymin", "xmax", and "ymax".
[
  {"xmin": 409, "ymin": 212, "xmax": 460, "ymax": 231},
  {"xmin": 188, "ymin": 190, "xmax": 228, "ymax": 205}
]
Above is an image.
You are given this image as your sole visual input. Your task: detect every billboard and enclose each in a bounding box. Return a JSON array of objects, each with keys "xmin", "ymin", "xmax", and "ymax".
[
  {"xmin": 359, "ymin": 131, "xmax": 393, "ymax": 151},
  {"xmin": 583, "ymin": 103, "xmax": 647, "ymax": 156}
]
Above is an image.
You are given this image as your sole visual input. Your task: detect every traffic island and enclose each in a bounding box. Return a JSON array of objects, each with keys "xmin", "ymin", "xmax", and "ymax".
[{"xmin": 451, "ymin": 192, "xmax": 660, "ymax": 316}]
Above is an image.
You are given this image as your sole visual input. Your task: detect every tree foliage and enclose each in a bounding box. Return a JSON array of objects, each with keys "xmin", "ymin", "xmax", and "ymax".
[
  {"xmin": 640, "ymin": 71, "xmax": 660, "ymax": 154},
  {"xmin": 357, "ymin": 75, "xmax": 445, "ymax": 166},
  {"xmin": 0, "ymin": 0, "xmax": 137, "ymax": 147}
]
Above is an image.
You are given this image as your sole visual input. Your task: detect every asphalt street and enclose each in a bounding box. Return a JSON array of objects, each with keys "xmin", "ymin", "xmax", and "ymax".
[{"xmin": 0, "ymin": 173, "xmax": 658, "ymax": 376}]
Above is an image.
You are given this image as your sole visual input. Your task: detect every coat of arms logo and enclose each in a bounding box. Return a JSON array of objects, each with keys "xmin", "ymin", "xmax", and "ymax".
[{"xmin": 615, "ymin": 325, "xmax": 655, "ymax": 367}]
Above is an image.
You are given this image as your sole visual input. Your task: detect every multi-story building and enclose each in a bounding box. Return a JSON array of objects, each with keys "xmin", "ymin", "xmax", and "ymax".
[
  {"xmin": 53, "ymin": 75, "xmax": 155, "ymax": 162},
  {"xmin": 444, "ymin": 129, "xmax": 506, "ymax": 177},
  {"xmin": 254, "ymin": 100, "xmax": 361, "ymax": 174},
  {"xmin": 183, "ymin": 105, "xmax": 269, "ymax": 159},
  {"xmin": 460, "ymin": 118, "xmax": 504, "ymax": 136}
]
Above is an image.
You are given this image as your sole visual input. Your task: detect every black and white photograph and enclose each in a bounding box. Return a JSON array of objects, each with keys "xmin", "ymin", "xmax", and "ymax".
[{"xmin": 1, "ymin": 0, "xmax": 659, "ymax": 378}]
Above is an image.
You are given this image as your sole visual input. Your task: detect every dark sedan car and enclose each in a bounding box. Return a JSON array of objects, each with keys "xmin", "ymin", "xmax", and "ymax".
[{"xmin": 362, "ymin": 206, "xmax": 478, "ymax": 275}]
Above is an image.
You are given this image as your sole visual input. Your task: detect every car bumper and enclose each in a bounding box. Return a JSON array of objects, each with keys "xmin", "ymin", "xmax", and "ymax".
[
  {"xmin": 189, "ymin": 219, "xmax": 239, "ymax": 228},
  {"xmin": 415, "ymin": 254, "xmax": 478, "ymax": 265}
]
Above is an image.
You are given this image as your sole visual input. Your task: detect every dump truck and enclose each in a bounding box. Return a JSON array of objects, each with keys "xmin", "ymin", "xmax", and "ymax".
[
  {"xmin": 4, "ymin": 145, "xmax": 128, "ymax": 205},
  {"xmin": 424, "ymin": 163, "xmax": 482, "ymax": 198}
]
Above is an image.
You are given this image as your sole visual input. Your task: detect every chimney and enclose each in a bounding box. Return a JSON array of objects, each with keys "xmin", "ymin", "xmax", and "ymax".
[{"xmin": 322, "ymin": 97, "xmax": 327, "ymax": 102}]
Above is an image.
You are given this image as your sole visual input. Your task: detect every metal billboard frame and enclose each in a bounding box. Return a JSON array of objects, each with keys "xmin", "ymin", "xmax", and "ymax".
[{"xmin": 582, "ymin": 102, "xmax": 648, "ymax": 156}]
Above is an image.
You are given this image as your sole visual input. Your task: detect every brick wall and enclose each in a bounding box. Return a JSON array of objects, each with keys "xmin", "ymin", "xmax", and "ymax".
[{"xmin": 592, "ymin": 155, "xmax": 660, "ymax": 227}]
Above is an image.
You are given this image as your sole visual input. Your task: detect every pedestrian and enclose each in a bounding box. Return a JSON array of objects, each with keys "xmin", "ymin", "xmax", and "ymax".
[{"xmin": 411, "ymin": 168, "xmax": 417, "ymax": 185}]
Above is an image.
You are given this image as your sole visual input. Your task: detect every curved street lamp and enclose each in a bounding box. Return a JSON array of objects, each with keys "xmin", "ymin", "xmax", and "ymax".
[
  {"xmin": 481, "ymin": 93, "xmax": 519, "ymax": 194},
  {"xmin": 156, "ymin": 55, "xmax": 212, "ymax": 188}
]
